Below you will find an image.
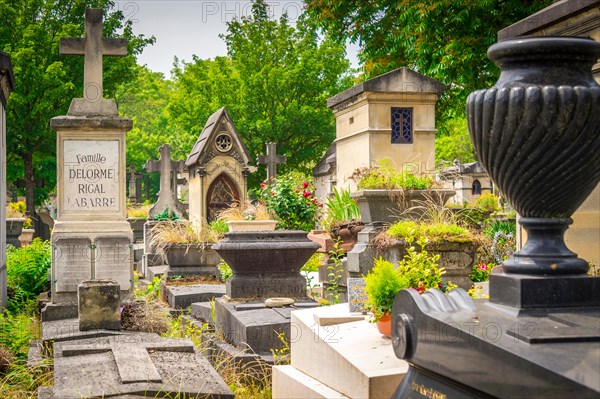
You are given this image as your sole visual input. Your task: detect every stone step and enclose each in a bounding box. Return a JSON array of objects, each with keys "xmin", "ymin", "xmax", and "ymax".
[
  {"xmin": 273, "ymin": 365, "xmax": 349, "ymax": 399},
  {"xmin": 161, "ymin": 283, "xmax": 226, "ymax": 309},
  {"xmin": 146, "ymin": 265, "xmax": 168, "ymax": 281},
  {"xmin": 286, "ymin": 303, "xmax": 408, "ymax": 399}
]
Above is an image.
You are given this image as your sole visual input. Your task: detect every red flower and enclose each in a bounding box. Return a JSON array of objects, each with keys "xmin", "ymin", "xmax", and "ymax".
[
  {"xmin": 270, "ymin": 192, "xmax": 275, "ymax": 197},
  {"xmin": 302, "ymin": 190, "xmax": 311, "ymax": 197},
  {"xmin": 295, "ymin": 189, "xmax": 299, "ymax": 193},
  {"xmin": 302, "ymin": 182, "xmax": 309, "ymax": 188},
  {"xmin": 260, "ymin": 181, "xmax": 266, "ymax": 189}
]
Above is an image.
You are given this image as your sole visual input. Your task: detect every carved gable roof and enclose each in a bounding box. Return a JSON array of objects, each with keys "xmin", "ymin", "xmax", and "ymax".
[{"xmin": 185, "ymin": 107, "xmax": 251, "ymax": 167}]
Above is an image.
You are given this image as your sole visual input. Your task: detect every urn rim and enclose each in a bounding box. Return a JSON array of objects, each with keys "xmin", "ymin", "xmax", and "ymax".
[{"xmin": 489, "ymin": 36, "xmax": 600, "ymax": 63}]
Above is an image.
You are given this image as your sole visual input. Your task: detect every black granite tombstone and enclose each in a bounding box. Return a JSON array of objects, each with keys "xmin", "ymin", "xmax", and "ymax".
[{"xmin": 392, "ymin": 37, "xmax": 600, "ymax": 399}]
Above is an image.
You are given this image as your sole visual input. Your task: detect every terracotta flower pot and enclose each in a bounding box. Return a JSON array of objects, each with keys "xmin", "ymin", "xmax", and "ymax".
[{"xmin": 376, "ymin": 312, "xmax": 392, "ymax": 337}]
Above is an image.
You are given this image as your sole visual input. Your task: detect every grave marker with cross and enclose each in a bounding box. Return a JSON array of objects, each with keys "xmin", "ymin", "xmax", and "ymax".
[
  {"xmin": 257, "ymin": 142, "xmax": 286, "ymax": 181},
  {"xmin": 144, "ymin": 144, "xmax": 186, "ymax": 218},
  {"xmin": 49, "ymin": 7, "xmax": 134, "ymax": 304},
  {"xmin": 59, "ymin": 8, "xmax": 127, "ymax": 116}
]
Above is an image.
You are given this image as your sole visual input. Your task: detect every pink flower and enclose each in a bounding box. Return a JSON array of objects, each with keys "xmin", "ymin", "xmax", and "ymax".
[
  {"xmin": 302, "ymin": 182, "xmax": 309, "ymax": 188},
  {"xmin": 260, "ymin": 181, "xmax": 266, "ymax": 189},
  {"xmin": 478, "ymin": 264, "xmax": 488, "ymax": 270}
]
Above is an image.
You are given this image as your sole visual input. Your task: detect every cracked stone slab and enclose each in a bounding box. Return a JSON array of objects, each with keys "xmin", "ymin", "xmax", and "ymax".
[{"xmin": 51, "ymin": 334, "xmax": 233, "ymax": 398}]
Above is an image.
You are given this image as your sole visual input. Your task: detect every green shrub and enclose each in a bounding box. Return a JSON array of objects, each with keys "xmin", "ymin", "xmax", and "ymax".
[
  {"xmin": 397, "ymin": 238, "xmax": 448, "ymax": 293},
  {"xmin": 387, "ymin": 220, "xmax": 475, "ymax": 243},
  {"xmin": 364, "ymin": 258, "xmax": 408, "ymax": 320},
  {"xmin": 350, "ymin": 158, "xmax": 434, "ymax": 190},
  {"xmin": 153, "ymin": 208, "xmax": 180, "ymax": 220},
  {"xmin": 258, "ymin": 174, "xmax": 320, "ymax": 231},
  {"xmin": 6, "ymin": 239, "xmax": 51, "ymax": 312}
]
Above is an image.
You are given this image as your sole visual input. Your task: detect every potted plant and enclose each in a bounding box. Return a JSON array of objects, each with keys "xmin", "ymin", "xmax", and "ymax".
[
  {"xmin": 469, "ymin": 262, "xmax": 493, "ymax": 298},
  {"xmin": 6, "ymin": 201, "xmax": 27, "ymax": 247},
  {"xmin": 349, "ymin": 158, "xmax": 455, "ymax": 223},
  {"xmin": 365, "ymin": 237, "xmax": 453, "ymax": 336},
  {"xmin": 323, "ymin": 187, "xmax": 364, "ymax": 253},
  {"xmin": 127, "ymin": 203, "xmax": 151, "ymax": 243},
  {"xmin": 149, "ymin": 219, "xmax": 223, "ymax": 278},
  {"xmin": 217, "ymin": 200, "xmax": 277, "ymax": 232},
  {"xmin": 18, "ymin": 217, "xmax": 35, "ymax": 246}
]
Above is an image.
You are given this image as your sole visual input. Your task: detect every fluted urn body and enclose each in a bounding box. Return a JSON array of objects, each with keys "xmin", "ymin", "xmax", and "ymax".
[{"xmin": 467, "ymin": 37, "xmax": 600, "ymax": 275}]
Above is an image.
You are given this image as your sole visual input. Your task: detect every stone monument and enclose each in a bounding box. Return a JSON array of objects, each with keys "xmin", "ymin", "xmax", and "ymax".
[
  {"xmin": 186, "ymin": 107, "xmax": 253, "ymax": 225},
  {"xmin": 391, "ymin": 37, "xmax": 600, "ymax": 398},
  {"xmin": 144, "ymin": 143, "xmax": 187, "ymax": 218},
  {"xmin": 327, "ymin": 67, "xmax": 444, "ymax": 191},
  {"xmin": 0, "ymin": 52, "xmax": 14, "ymax": 309},
  {"xmin": 49, "ymin": 9, "xmax": 133, "ymax": 306},
  {"xmin": 257, "ymin": 142, "xmax": 286, "ymax": 181}
]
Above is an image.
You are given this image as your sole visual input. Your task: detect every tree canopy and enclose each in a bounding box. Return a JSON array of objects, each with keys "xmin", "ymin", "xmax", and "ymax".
[
  {"xmin": 165, "ymin": 0, "xmax": 352, "ymax": 186},
  {"xmin": 307, "ymin": 0, "xmax": 552, "ymax": 130}
]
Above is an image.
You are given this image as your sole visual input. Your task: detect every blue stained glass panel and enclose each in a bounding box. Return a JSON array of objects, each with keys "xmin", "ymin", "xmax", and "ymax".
[{"xmin": 391, "ymin": 108, "xmax": 413, "ymax": 144}]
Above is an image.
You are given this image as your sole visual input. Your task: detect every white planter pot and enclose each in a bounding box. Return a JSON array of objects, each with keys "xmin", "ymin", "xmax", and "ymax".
[{"xmin": 226, "ymin": 220, "xmax": 278, "ymax": 232}]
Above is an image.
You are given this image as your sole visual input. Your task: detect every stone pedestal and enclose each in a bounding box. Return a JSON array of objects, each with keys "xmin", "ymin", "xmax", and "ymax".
[
  {"xmin": 272, "ymin": 304, "xmax": 408, "ymax": 399},
  {"xmin": 78, "ymin": 279, "xmax": 120, "ymax": 331},
  {"xmin": 213, "ymin": 230, "xmax": 319, "ymax": 300},
  {"xmin": 50, "ymin": 115, "xmax": 133, "ymax": 305}
]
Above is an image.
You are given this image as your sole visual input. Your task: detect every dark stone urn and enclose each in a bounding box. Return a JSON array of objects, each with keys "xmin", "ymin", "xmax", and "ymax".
[
  {"xmin": 213, "ymin": 230, "xmax": 319, "ymax": 300},
  {"xmin": 467, "ymin": 37, "xmax": 600, "ymax": 276},
  {"xmin": 391, "ymin": 37, "xmax": 600, "ymax": 399}
]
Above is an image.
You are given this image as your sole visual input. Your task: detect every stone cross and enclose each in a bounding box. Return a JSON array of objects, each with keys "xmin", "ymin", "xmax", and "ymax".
[
  {"xmin": 59, "ymin": 8, "xmax": 127, "ymax": 114},
  {"xmin": 144, "ymin": 144, "xmax": 186, "ymax": 218},
  {"xmin": 257, "ymin": 142, "xmax": 286, "ymax": 181},
  {"xmin": 127, "ymin": 163, "xmax": 140, "ymax": 203},
  {"xmin": 61, "ymin": 336, "xmax": 195, "ymax": 384}
]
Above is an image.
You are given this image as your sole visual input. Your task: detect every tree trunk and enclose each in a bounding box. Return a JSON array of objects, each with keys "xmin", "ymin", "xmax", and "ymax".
[{"xmin": 23, "ymin": 152, "xmax": 36, "ymax": 219}]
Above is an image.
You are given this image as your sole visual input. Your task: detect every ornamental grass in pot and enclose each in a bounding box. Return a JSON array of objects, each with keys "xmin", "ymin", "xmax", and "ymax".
[
  {"xmin": 323, "ymin": 187, "xmax": 364, "ymax": 253},
  {"xmin": 217, "ymin": 200, "xmax": 277, "ymax": 232}
]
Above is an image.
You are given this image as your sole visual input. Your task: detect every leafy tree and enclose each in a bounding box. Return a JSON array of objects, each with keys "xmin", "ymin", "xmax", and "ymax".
[
  {"xmin": 307, "ymin": 0, "xmax": 552, "ymax": 132},
  {"xmin": 169, "ymin": 0, "xmax": 352, "ymax": 188},
  {"xmin": 435, "ymin": 118, "xmax": 476, "ymax": 164},
  {"xmin": 116, "ymin": 64, "xmax": 176, "ymax": 169},
  {"xmin": 0, "ymin": 0, "xmax": 154, "ymax": 218},
  {"xmin": 223, "ymin": 0, "xmax": 352, "ymax": 184}
]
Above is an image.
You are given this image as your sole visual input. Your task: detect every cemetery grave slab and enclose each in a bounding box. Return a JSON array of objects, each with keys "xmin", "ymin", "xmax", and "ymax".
[
  {"xmin": 162, "ymin": 283, "xmax": 225, "ymax": 309},
  {"xmin": 272, "ymin": 303, "xmax": 408, "ymax": 399},
  {"xmin": 192, "ymin": 298, "xmax": 318, "ymax": 355},
  {"xmin": 50, "ymin": 334, "xmax": 233, "ymax": 399}
]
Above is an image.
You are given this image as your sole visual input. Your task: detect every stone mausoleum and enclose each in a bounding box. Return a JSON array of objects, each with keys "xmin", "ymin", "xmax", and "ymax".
[
  {"xmin": 186, "ymin": 107, "xmax": 253, "ymax": 227},
  {"xmin": 440, "ymin": 160, "xmax": 494, "ymax": 206},
  {"xmin": 326, "ymin": 67, "xmax": 444, "ymax": 192}
]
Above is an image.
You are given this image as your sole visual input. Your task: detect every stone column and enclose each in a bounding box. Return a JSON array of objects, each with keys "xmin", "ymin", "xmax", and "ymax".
[{"xmin": 0, "ymin": 52, "xmax": 14, "ymax": 309}]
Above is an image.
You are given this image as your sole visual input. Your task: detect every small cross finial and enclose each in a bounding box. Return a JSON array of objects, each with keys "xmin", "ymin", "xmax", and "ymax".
[
  {"xmin": 257, "ymin": 142, "xmax": 286, "ymax": 181},
  {"xmin": 59, "ymin": 8, "xmax": 127, "ymax": 115},
  {"xmin": 144, "ymin": 144, "xmax": 186, "ymax": 218}
]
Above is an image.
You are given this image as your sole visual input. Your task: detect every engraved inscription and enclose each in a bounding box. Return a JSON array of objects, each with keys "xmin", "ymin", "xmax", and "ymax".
[{"xmin": 63, "ymin": 140, "xmax": 120, "ymax": 212}]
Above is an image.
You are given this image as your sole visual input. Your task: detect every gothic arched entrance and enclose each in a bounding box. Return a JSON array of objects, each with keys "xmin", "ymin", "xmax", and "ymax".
[{"xmin": 206, "ymin": 173, "xmax": 239, "ymax": 221}]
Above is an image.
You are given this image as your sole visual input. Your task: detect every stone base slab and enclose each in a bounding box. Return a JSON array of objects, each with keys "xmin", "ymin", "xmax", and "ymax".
[
  {"xmin": 191, "ymin": 297, "xmax": 317, "ymax": 354},
  {"xmin": 490, "ymin": 273, "xmax": 600, "ymax": 308},
  {"xmin": 273, "ymin": 365, "xmax": 349, "ymax": 399},
  {"xmin": 161, "ymin": 283, "xmax": 225, "ymax": 309},
  {"xmin": 289, "ymin": 304, "xmax": 408, "ymax": 398}
]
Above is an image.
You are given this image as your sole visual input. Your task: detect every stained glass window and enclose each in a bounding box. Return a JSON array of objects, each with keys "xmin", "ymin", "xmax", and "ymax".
[{"xmin": 391, "ymin": 108, "xmax": 413, "ymax": 144}]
